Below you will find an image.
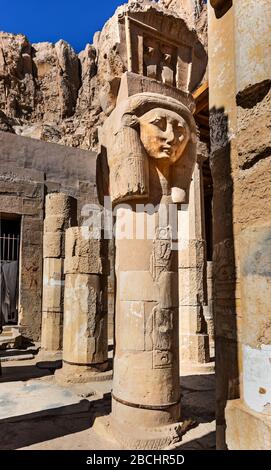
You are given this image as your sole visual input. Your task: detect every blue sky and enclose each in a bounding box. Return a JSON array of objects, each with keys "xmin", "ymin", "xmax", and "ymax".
[{"xmin": 0, "ymin": 0, "xmax": 126, "ymax": 52}]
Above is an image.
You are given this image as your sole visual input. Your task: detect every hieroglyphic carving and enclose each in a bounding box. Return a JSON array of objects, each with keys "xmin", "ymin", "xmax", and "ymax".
[
  {"xmin": 152, "ymin": 307, "xmax": 174, "ymax": 368},
  {"xmin": 146, "ymin": 304, "xmax": 174, "ymax": 369},
  {"xmin": 150, "ymin": 226, "xmax": 172, "ymax": 281}
]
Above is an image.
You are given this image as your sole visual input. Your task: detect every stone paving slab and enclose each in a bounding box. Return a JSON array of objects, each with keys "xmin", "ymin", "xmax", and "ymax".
[
  {"xmin": 0, "ymin": 357, "xmax": 215, "ymax": 450},
  {"xmin": 0, "ymin": 379, "xmax": 91, "ymax": 421}
]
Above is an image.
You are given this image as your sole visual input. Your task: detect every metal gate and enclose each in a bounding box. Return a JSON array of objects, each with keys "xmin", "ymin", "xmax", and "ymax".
[
  {"xmin": 0, "ymin": 233, "xmax": 20, "ymax": 323},
  {"xmin": 0, "ymin": 233, "xmax": 20, "ymax": 262}
]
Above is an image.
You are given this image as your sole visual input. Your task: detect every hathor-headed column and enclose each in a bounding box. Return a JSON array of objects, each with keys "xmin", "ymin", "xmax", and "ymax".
[
  {"xmin": 98, "ymin": 80, "xmax": 197, "ymax": 449},
  {"xmin": 40, "ymin": 193, "xmax": 77, "ymax": 357},
  {"xmin": 55, "ymin": 226, "xmax": 111, "ymax": 384}
]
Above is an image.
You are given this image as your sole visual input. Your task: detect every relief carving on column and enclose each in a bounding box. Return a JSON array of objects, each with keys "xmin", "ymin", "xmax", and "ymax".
[
  {"xmin": 150, "ymin": 226, "xmax": 172, "ymax": 282},
  {"xmin": 143, "ymin": 37, "xmax": 177, "ymax": 87}
]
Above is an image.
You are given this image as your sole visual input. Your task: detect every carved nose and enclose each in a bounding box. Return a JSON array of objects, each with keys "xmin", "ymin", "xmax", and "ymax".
[{"xmin": 165, "ymin": 124, "xmax": 175, "ymax": 144}]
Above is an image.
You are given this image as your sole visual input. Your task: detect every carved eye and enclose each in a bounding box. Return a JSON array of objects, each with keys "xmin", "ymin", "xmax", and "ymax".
[
  {"xmin": 176, "ymin": 123, "xmax": 186, "ymax": 136},
  {"xmin": 150, "ymin": 116, "xmax": 166, "ymax": 131}
]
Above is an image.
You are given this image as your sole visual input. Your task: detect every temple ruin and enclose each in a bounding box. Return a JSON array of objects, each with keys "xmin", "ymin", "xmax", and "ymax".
[{"xmin": 0, "ymin": 0, "xmax": 270, "ymax": 451}]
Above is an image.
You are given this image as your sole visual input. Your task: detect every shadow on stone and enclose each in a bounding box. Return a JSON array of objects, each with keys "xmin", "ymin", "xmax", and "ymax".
[
  {"xmin": 36, "ymin": 360, "xmax": 63, "ymax": 373},
  {"xmin": 0, "ymin": 364, "xmax": 53, "ymax": 383},
  {"xmin": 181, "ymin": 374, "xmax": 215, "ymax": 425},
  {"xmin": 0, "ymin": 395, "xmax": 111, "ymax": 450}
]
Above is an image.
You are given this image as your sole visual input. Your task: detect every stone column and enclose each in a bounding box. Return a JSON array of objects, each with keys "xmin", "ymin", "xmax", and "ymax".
[
  {"xmin": 40, "ymin": 193, "xmax": 77, "ymax": 358},
  {"xmin": 208, "ymin": 0, "xmax": 239, "ymax": 449},
  {"xmin": 208, "ymin": 0, "xmax": 271, "ymax": 449},
  {"xmin": 224, "ymin": 0, "xmax": 271, "ymax": 450},
  {"xmin": 178, "ymin": 160, "xmax": 212, "ymax": 373},
  {"xmin": 55, "ymin": 226, "xmax": 111, "ymax": 384},
  {"xmin": 98, "ymin": 83, "xmax": 197, "ymax": 449},
  {"xmin": 204, "ymin": 261, "xmax": 215, "ymax": 357}
]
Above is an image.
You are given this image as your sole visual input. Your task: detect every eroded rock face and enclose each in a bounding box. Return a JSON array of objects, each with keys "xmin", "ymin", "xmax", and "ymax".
[
  {"xmin": 0, "ymin": 1, "xmax": 207, "ymax": 151},
  {"xmin": 159, "ymin": 0, "xmax": 207, "ymax": 51}
]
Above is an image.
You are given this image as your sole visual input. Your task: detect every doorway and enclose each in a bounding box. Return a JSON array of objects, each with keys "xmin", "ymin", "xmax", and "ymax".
[{"xmin": 0, "ymin": 214, "xmax": 21, "ymax": 325}]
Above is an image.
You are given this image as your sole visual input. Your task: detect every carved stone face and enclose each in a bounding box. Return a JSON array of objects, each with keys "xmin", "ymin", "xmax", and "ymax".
[{"xmin": 139, "ymin": 108, "xmax": 189, "ymax": 164}]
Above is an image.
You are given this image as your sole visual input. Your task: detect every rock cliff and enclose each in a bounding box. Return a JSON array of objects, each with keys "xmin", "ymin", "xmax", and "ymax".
[{"xmin": 0, "ymin": 0, "xmax": 207, "ymax": 150}]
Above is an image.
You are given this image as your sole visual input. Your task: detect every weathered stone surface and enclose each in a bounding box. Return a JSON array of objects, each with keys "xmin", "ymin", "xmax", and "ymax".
[
  {"xmin": 178, "ymin": 239, "xmax": 205, "ymax": 269},
  {"xmin": 40, "ymin": 193, "xmax": 77, "ymax": 354},
  {"xmin": 43, "ymin": 232, "xmax": 63, "ymax": 258},
  {"xmin": 180, "ymin": 332, "xmax": 210, "ymax": 364},
  {"xmin": 226, "ymin": 399, "xmax": 271, "ymax": 450},
  {"xmin": 45, "ymin": 193, "xmax": 77, "ymax": 220},
  {"xmin": 159, "ymin": 0, "xmax": 208, "ymax": 50},
  {"xmin": 40, "ymin": 311, "xmax": 63, "ymax": 352},
  {"xmin": 208, "ymin": 0, "xmax": 271, "ymax": 450},
  {"xmin": 179, "ymin": 266, "xmax": 205, "ymax": 306},
  {"xmin": 42, "ymin": 258, "xmax": 63, "ymax": 313},
  {"xmin": 63, "ymin": 273, "xmax": 106, "ymax": 365},
  {"xmin": 64, "ymin": 227, "xmax": 103, "ymax": 274},
  {"xmin": 57, "ymin": 217, "xmax": 108, "ymax": 384},
  {"xmin": 180, "ymin": 305, "xmax": 205, "ymax": 335}
]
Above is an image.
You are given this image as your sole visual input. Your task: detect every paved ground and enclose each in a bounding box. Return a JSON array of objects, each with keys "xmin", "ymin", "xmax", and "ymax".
[{"xmin": 0, "ymin": 355, "xmax": 215, "ymax": 450}]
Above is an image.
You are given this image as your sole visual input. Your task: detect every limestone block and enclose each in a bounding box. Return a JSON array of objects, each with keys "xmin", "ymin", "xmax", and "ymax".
[
  {"xmin": 0, "ymin": 195, "xmax": 23, "ymax": 214},
  {"xmin": 23, "ymin": 216, "xmax": 43, "ymax": 246},
  {"xmin": 239, "ymin": 225, "xmax": 271, "ymax": 349},
  {"xmin": 21, "ymin": 198, "xmax": 43, "ymax": 217},
  {"xmin": 178, "ymin": 239, "xmax": 206, "ymax": 269},
  {"xmin": 179, "ymin": 266, "xmax": 205, "ymax": 306},
  {"xmin": 65, "ymin": 227, "xmax": 102, "ymax": 274},
  {"xmin": 44, "ymin": 215, "xmax": 72, "ymax": 233},
  {"xmin": 64, "ymin": 255, "xmax": 102, "ymax": 275},
  {"xmin": 42, "ymin": 258, "xmax": 64, "ymax": 312},
  {"xmin": 116, "ymin": 238, "xmax": 153, "ymax": 272},
  {"xmin": 206, "ymin": 261, "xmax": 213, "ymax": 301},
  {"xmin": 234, "ymin": 0, "xmax": 271, "ymax": 95},
  {"xmin": 180, "ymin": 333, "xmax": 210, "ymax": 363},
  {"xmin": 45, "ymin": 192, "xmax": 77, "ymax": 220},
  {"xmin": 63, "ymin": 273, "xmax": 107, "ymax": 365},
  {"xmin": 41, "ymin": 311, "xmax": 63, "ymax": 351},
  {"xmin": 179, "ymin": 305, "xmax": 204, "ymax": 335},
  {"xmin": 158, "ymin": 272, "xmax": 178, "ymax": 308},
  {"xmin": 119, "ymin": 271, "xmax": 159, "ymax": 302},
  {"xmin": 226, "ymin": 399, "xmax": 271, "ymax": 450},
  {"xmin": 118, "ymin": 301, "xmax": 145, "ymax": 352},
  {"xmin": 113, "ymin": 351, "xmax": 180, "ymax": 410},
  {"xmin": 43, "ymin": 232, "xmax": 63, "ymax": 258}
]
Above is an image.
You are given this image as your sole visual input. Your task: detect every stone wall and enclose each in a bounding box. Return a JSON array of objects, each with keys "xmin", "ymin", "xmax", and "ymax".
[
  {"xmin": 208, "ymin": 0, "xmax": 271, "ymax": 449},
  {"xmin": 0, "ymin": 131, "xmax": 97, "ymax": 340}
]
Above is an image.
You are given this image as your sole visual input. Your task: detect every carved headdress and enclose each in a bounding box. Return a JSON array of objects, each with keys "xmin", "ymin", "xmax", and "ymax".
[{"xmin": 97, "ymin": 92, "xmax": 197, "ymax": 205}]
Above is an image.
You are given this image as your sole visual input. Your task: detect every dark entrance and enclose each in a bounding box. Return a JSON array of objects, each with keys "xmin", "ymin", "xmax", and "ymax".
[{"xmin": 0, "ymin": 214, "xmax": 21, "ymax": 325}]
